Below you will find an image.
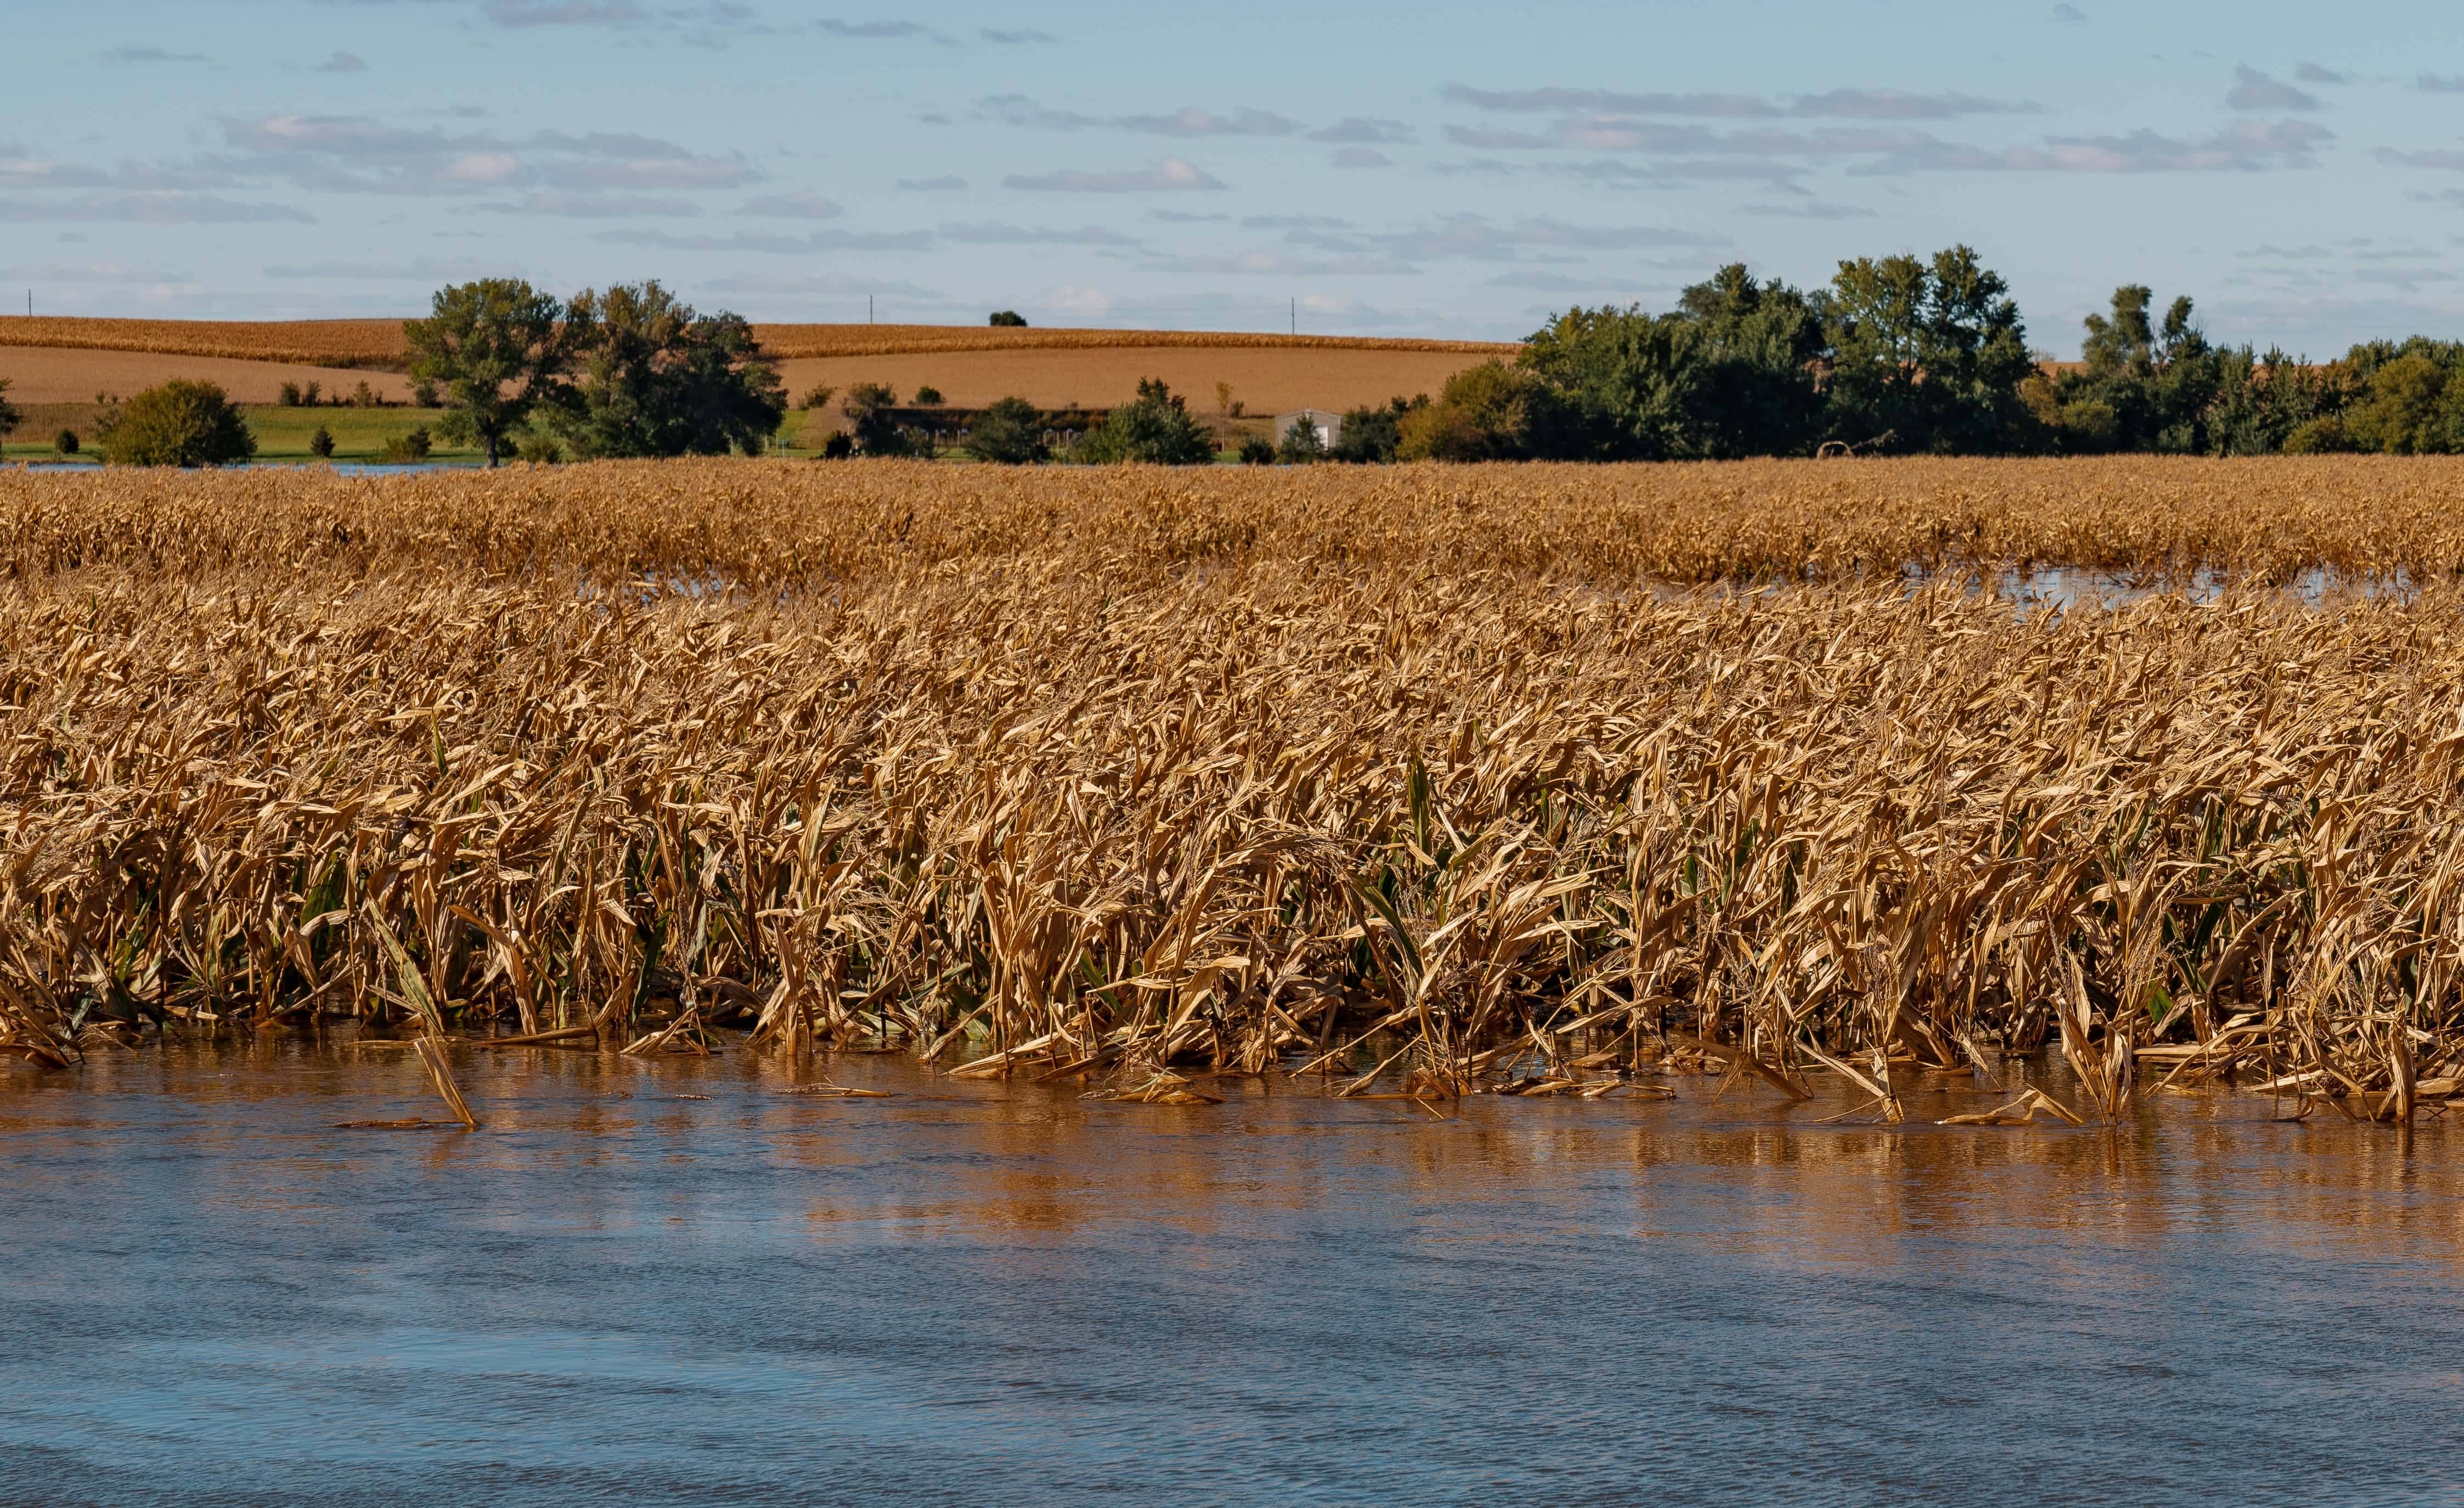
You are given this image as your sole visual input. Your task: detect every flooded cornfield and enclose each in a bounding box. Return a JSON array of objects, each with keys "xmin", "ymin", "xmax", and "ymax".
[{"xmin": 5, "ymin": 1039, "xmax": 2461, "ymax": 1506}]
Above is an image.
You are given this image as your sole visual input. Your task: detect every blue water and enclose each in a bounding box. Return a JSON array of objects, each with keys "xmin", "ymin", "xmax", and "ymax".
[{"xmin": 4, "ymin": 1038, "xmax": 2460, "ymax": 1505}]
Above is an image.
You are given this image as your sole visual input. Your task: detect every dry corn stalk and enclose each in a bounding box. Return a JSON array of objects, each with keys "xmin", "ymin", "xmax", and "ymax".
[{"xmin": 4, "ymin": 460, "xmax": 2464, "ymax": 1111}]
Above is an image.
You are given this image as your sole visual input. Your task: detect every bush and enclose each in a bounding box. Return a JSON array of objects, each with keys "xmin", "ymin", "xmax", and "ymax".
[
  {"xmin": 514, "ymin": 423, "xmax": 565, "ymax": 464},
  {"xmin": 1396, "ymin": 362, "xmax": 1554, "ymax": 462},
  {"xmin": 1070, "ymin": 378, "xmax": 1216, "ymax": 465},
  {"xmin": 302, "ymin": 382, "xmax": 322, "ymax": 407},
  {"xmin": 377, "ymin": 426, "xmax": 432, "ymax": 464},
  {"xmin": 54, "ymin": 429, "xmax": 79, "ymax": 456},
  {"xmin": 410, "ymin": 379, "xmax": 441, "ymax": 408},
  {"xmin": 278, "ymin": 381, "xmax": 303, "ymax": 407},
  {"xmin": 2282, "ymin": 416, "xmax": 2354, "ymax": 454},
  {"xmin": 820, "ymin": 431, "xmax": 854, "ymax": 459},
  {"xmin": 914, "ymin": 384, "xmax": 944, "ymax": 406},
  {"xmin": 989, "ymin": 310, "xmax": 1028, "ymax": 327},
  {"xmin": 0, "ymin": 378, "xmax": 16, "ymax": 443},
  {"xmin": 1329, "ymin": 397, "xmax": 1418, "ymax": 463},
  {"xmin": 965, "ymin": 396, "xmax": 1047, "ymax": 464},
  {"xmin": 102, "ymin": 380, "xmax": 257, "ymax": 467},
  {"xmin": 1276, "ymin": 413, "xmax": 1328, "ymax": 465},
  {"xmin": 308, "ymin": 425, "xmax": 335, "ymax": 459},
  {"xmin": 1238, "ymin": 435, "xmax": 1275, "ymax": 465},
  {"xmin": 799, "ymin": 382, "xmax": 837, "ymax": 411},
  {"xmin": 841, "ymin": 381, "xmax": 910, "ymax": 456}
]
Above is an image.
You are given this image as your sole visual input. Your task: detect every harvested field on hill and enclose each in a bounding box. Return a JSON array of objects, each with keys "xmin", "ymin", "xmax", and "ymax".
[
  {"xmin": 776, "ymin": 346, "xmax": 1491, "ymax": 417},
  {"xmin": 0, "ymin": 345, "xmax": 415, "ymax": 405},
  {"xmin": 1, "ymin": 316, "xmax": 1507, "ymax": 369},
  {"xmin": 0, "ymin": 318, "xmax": 410, "ymax": 368},
  {"xmin": 0, "ymin": 318, "xmax": 1502, "ymax": 415},
  {"xmin": 4, "ymin": 457, "xmax": 2461, "ymax": 1126}
]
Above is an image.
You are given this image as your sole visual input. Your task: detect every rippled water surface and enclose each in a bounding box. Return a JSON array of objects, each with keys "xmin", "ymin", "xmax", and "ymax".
[{"xmin": 5, "ymin": 1038, "xmax": 2461, "ymax": 1506}]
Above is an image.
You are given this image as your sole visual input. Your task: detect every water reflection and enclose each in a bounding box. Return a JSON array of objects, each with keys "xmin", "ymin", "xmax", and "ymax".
[{"xmin": 3, "ymin": 1038, "xmax": 2459, "ymax": 1505}]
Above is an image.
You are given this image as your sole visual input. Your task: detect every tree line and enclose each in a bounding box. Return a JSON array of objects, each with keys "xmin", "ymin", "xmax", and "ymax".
[
  {"xmin": 1277, "ymin": 248, "xmax": 2464, "ymax": 464},
  {"xmin": 18, "ymin": 260, "xmax": 2464, "ymax": 469}
]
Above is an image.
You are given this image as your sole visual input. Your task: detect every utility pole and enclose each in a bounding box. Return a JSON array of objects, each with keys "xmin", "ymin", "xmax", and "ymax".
[
  {"xmin": 1289, "ymin": 297, "xmax": 1295, "ymax": 336},
  {"xmin": 869, "ymin": 295, "xmax": 874, "ymax": 324}
]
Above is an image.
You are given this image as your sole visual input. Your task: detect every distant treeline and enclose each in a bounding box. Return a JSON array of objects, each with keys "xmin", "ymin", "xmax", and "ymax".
[
  {"xmin": 367, "ymin": 266, "xmax": 2464, "ymax": 468},
  {"xmin": 1300, "ymin": 247, "xmax": 2462, "ymax": 464}
]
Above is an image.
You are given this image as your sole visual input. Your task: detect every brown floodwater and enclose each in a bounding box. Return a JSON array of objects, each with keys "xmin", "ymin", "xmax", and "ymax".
[{"xmin": 4, "ymin": 1036, "xmax": 2461, "ymax": 1505}]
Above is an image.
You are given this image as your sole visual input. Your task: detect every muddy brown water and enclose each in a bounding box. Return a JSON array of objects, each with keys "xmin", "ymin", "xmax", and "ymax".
[{"xmin": 4, "ymin": 1038, "xmax": 2461, "ymax": 1505}]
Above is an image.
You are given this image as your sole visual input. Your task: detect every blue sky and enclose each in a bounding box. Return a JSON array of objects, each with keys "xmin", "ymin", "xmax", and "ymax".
[{"xmin": 7, "ymin": 0, "xmax": 2464, "ymax": 353}]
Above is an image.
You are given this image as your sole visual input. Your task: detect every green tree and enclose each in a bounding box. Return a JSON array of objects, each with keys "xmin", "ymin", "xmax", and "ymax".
[
  {"xmin": 1329, "ymin": 396, "xmax": 1420, "ymax": 463},
  {"xmin": 308, "ymin": 424, "xmax": 335, "ymax": 458},
  {"xmin": 404, "ymin": 278, "xmax": 574, "ymax": 467},
  {"xmin": 2204, "ymin": 350, "xmax": 2349, "ymax": 455},
  {"xmin": 1396, "ymin": 361, "xmax": 1559, "ymax": 460},
  {"xmin": 1275, "ymin": 410, "xmax": 1328, "ymax": 464},
  {"xmin": 964, "ymin": 395, "xmax": 1048, "ymax": 464},
  {"xmin": 841, "ymin": 381, "xmax": 910, "ymax": 457},
  {"xmin": 1819, "ymin": 245, "xmax": 2039, "ymax": 454},
  {"xmin": 561, "ymin": 282, "xmax": 787, "ymax": 457},
  {"xmin": 989, "ymin": 310, "xmax": 1028, "ymax": 327},
  {"xmin": 0, "ymin": 378, "xmax": 18, "ymax": 446},
  {"xmin": 2332, "ymin": 340, "xmax": 2464, "ymax": 453},
  {"xmin": 1519, "ymin": 266, "xmax": 1826, "ymax": 459},
  {"xmin": 1070, "ymin": 378, "xmax": 1216, "ymax": 464},
  {"xmin": 2038, "ymin": 285, "xmax": 2229, "ymax": 453},
  {"xmin": 100, "ymin": 380, "xmax": 257, "ymax": 466}
]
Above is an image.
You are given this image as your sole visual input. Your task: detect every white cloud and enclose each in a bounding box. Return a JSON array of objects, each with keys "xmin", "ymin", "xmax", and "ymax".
[
  {"xmin": 444, "ymin": 152, "xmax": 520, "ymax": 183},
  {"xmin": 1440, "ymin": 83, "xmax": 2032, "ymax": 119},
  {"xmin": 595, "ymin": 226, "xmax": 932, "ymax": 251},
  {"xmin": 1738, "ymin": 199, "xmax": 1877, "ymax": 218},
  {"xmin": 701, "ymin": 271, "xmax": 945, "ymax": 299},
  {"xmin": 486, "ymin": 1, "xmax": 647, "ymax": 26},
  {"xmin": 102, "ymin": 46, "xmax": 207, "ymax": 64},
  {"xmin": 983, "ymin": 96, "xmax": 1306, "ymax": 138},
  {"xmin": 481, "ymin": 192, "xmax": 701, "ymax": 217},
  {"xmin": 1044, "ymin": 284, "xmax": 1112, "ymax": 315},
  {"xmin": 1003, "ymin": 158, "xmax": 1226, "ymax": 192},
  {"xmin": 1311, "ymin": 117, "xmax": 1416, "ymax": 145},
  {"xmin": 938, "ymin": 221, "xmax": 1139, "ymax": 246},
  {"xmin": 2225, "ymin": 66, "xmax": 2321, "ymax": 112},
  {"xmin": 0, "ymin": 192, "xmax": 312, "ymax": 223},
  {"xmin": 0, "ymin": 259, "xmax": 194, "ymax": 283},
  {"xmin": 820, "ymin": 18, "xmax": 948, "ymax": 40},
  {"xmin": 264, "ymin": 256, "xmax": 505, "ymax": 279},
  {"xmin": 737, "ymin": 189, "xmax": 844, "ymax": 218},
  {"xmin": 2378, "ymin": 148, "xmax": 2464, "ymax": 170}
]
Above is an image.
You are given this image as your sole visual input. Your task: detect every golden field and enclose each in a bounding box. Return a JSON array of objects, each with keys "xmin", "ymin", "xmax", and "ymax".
[{"xmin": 3, "ymin": 457, "xmax": 2461, "ymax": 1124}]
